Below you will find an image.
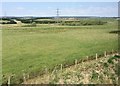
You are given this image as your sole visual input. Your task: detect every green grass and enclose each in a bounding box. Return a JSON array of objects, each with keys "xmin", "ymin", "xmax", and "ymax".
[
  {"xmin": 2, "ymin": 18, "xmax": 118, "ymax": 84},
  {"xmin": 0, "ymin": 29, "xmax": 2, "ymax": 85}
]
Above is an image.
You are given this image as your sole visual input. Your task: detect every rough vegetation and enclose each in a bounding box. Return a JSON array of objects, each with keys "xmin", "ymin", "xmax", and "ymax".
[{"xmin": 24, "ymin": 54, "xmax": 119, "ymax": 84}]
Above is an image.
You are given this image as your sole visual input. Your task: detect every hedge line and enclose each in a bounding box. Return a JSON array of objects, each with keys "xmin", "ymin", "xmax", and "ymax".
[
  {"xmin": 1, "ymin": 18, "xmax": 107, "ymax": 26},
  {"xmin": 0, "ymin": 20, "xmax": 17, "ymax": 24}
]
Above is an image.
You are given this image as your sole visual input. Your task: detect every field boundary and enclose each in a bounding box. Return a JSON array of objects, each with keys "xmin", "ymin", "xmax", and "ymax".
[{"xmin": 2, "ymin": 50, "xmax": 119, "ymax": 85}]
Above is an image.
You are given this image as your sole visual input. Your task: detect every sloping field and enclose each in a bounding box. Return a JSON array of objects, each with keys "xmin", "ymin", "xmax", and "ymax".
[{"xmin": 2, "ymin": 19, "xmax": 118, "ymax": 84}]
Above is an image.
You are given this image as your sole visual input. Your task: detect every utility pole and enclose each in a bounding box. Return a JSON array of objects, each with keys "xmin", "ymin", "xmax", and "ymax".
[
  {"xmin": 57, "ymin": 8, "xmax": 59, "ymax": 18},
  {"xmin": 56, "ymin": 8, "xmax": 59, "ymax": 24},
  {"xmin": 4, "ymin": 11, "xmax": 7, "ymax": 18}
]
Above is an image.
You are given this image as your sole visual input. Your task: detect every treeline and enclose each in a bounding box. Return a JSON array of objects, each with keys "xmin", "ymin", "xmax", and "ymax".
[
  {"xmin": 19, "ymin": 19, "xmax": 107, "ymax": 26},
  {"xmin": 15, "ymin": 18, "xmax": 35, "ymax": 23},
  {"xmin": 0, "ymin": 18, "xmax": 17, "ymax": 24},
  {"xmin": 60, "ymin": 20, "xmax": 107, "ymax": 26},
  {"xmin": 1, "ymin": 17, "xmax": 108, "ymax": 25}
]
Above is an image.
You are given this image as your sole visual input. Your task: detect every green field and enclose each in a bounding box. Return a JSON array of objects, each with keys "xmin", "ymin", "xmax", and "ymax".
[{"xmin": 2, "ymin": 18, "xmax": 118, "ymax": 84}]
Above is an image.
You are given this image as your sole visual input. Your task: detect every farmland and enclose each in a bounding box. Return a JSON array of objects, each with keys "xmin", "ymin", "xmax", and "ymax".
[{"xmin": 1, "ymin": 17, "xmax": 119, "ymax": 84}]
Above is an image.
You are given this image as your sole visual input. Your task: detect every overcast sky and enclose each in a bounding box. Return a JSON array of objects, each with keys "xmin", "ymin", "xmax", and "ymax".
[{"xmin": 1, "ymin": 2, "xmax": 118, "ymax": 17}]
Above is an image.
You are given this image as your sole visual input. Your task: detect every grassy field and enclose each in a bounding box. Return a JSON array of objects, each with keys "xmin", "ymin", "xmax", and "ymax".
[
  {"xmin": 0, "ymin": 28, "xmax": 2, "ymax": 85},
  {"xmin": 2, "ymin": 18, "xmax": 118, "ymax": 84}
]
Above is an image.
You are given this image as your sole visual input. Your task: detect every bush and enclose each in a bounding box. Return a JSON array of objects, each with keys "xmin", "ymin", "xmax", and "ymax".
[
  {"xmin": 0, "ymin": 20, "xmax": 17, "ymax": 24},
  {"xmin": 59, "ymin": 20, "xmax": 107, "ymax": 26},
  {"xmin": 31, "ymin": 22, "xmax": 36, "ymax": 27}
]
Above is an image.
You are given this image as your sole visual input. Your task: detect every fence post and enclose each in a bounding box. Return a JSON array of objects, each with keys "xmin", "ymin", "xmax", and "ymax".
[
  {"xmin": 112, "ymin": 49, "xmax": 114, "ymax": 54},
  {"xmin": 96, "ymin": 53, "xmax": 98, "ymax": 60},
  {"xmin": 75, "ymin": 59, "xmax": 77, "ymax": 68},
  {"xmin": 60, "ymin": 64, "xmax": 63, "ymax": 71},
  {"xmin": 86, "ymin": 56, "xmax": 89, "ymax": 61},
  {"xmin": 97, "ymin": 75, "xmax": 100, "ymax": 81},
  {"xmin": 82, "ymin": 60, "xmax": 84, "ymax": 65},
  {"xmin": 104, "ymin": 51, "xmax": 107, "ymax": 57},
  {"xmin": 23, "ymin": 73, "xmax": 26, "ymax": 83},
  {"xmin": 45, "ymin": 66, "xmax": 50, "ymax": 82},
  {"xmin": 27, "ymin": 74, "xmax": 29, "ymax": 80},
  {"xmin": 8, "ymin": 76, "xmax": 10, "ymax": 86},
  {"xmin": 45, "ymin": 67, "xmax": 48, "ymax": 74}
]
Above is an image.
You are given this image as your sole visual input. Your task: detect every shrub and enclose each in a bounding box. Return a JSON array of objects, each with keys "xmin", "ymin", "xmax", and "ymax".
[{"xmin": 31, "ymin": 22, "xmax": 36, "ymax": 27}]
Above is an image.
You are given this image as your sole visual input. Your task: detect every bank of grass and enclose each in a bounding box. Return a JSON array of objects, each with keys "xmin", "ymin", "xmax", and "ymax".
[
  {"xmin": 25, "ymin": 55, "xmax": 119, "ymax": 84},
  {"xmin": 2, "ymin": 19, "xmax": 118, "ymax": 84}
]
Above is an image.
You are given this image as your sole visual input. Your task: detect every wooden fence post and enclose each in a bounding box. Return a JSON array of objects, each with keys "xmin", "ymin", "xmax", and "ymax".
[
  {"xmin": 75, "ymin": 59, "xmax": 77, "ymax": 68},
  {"xmin": 86, "ymin": 56, "xmax": 89, "ymax": 61},
  {"xmin": 104, "ymin": 51, "xmax": 107, "ymax": 57},
  {"xmin": 23, "ymin": 73, "xmax": 26, "ymax": 82},
  {"xmin": 8, "ymin": 76, "xmax": 10, "ymax": 86},
  {"xmin": 45, "ymin": 66, "xmax": 50, "ymax": 82},
  {"xmin": 82, "ymin": 60, "xmax": 84, "ymax": 65},
  {"xmin": 60, "ymin": 64, "xmax": 63, "ymax": 71},
  {"xmin": 112, "ymin": 49, "xmax": 114, "ymax": 54},
  {"xmin": 96, "ymin": 53, "xmax": 98, "ymax": 60},
  {"xmin": 97, "ymin": 75, "xmax": 100, "ymax": 81},
  {"xmin": 45, "ymin": 67, "xmax": 48, "ymax": 74},
  {"xmin": 27, "ymin": 74, "xmax": 29, "ymax": 79}
]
